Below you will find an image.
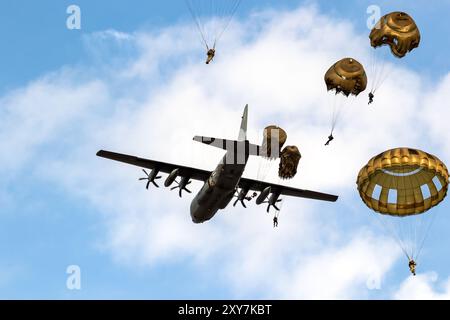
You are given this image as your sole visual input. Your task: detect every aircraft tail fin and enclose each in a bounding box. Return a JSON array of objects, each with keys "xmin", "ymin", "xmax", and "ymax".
[
  {"xmin": 238, "ymin": 104, "xmax": 248, "ymax": 141},
  {"xmin": 193, "ymin": 105, "xmax": 274, "ymax": 158}
]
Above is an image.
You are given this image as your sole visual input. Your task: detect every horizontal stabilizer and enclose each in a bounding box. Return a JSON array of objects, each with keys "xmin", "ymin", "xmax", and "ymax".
[{"xmin": 193, "ymin": 136, "xmax": 263, "ymax": 157}]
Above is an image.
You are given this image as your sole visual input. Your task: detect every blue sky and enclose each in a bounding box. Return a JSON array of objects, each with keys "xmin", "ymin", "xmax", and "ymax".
[
  {"xmin": 2, "ymin": 0, "xmax": 450, "ymax": 93},
  {"xmin": 1, "ymin": 0, "xmax": 450, "ymax": 299}
]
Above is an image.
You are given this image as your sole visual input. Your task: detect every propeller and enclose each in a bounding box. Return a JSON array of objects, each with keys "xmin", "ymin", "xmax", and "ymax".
[
  {"xmin": 263, "ymin": 199, "xmax": 283, "ymax": 213},
  {"xmin": 139, "ymin": 169, "xmax": 162, "ymax": 189},
  {"xmin": 233, "ymin": 188, "xmax": 256, "ymax": 208},
  {"xmin": 170, "ymin": 176, "xmax": 192, "ymax": 198},
  {"xmin": 263, "ymin": 191, "xmax": 282, "ymax": 213}
]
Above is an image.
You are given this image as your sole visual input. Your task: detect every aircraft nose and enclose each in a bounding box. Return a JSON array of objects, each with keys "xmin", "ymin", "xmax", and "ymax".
[
  {"xmin": 191, "ymin": 216, "xmax": 201, "ymax": 224},
  {"xmin": 190, "ymin": 201, "xmax": 207, "ymax": 224},
  {"xmin": 190, "ymin": 200, "xmax": 201, "ymax": 224}
]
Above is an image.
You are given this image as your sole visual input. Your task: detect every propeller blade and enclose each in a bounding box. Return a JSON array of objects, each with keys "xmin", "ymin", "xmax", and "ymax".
[
  {"xmin": 152, "ymin": 181, "xmax": 160, "ymax": 188},
  {"xmin": 146, "ymin": 181, "xmax": 151, "ymax": 190},
  {"xmin": 184, "ymin": 188, "xmax": 192, "ymax": 194},
  {"xmin": 234, "ymin": 198, "xmax": 248, "ymax": 208},
  {"xmin": 170, "ymin": 186, "xmax": 178, "ymax": 191},
  {"xmin": 155, "ymin": 176, "xmax": 162, "ymax": 180},
  {"xmin": 139, "ymin": 178, "xmax": 147, "ymax": 181},
  {"xmin": 142, "ymin": 169, "xmax": 149, "ymax": 176}
]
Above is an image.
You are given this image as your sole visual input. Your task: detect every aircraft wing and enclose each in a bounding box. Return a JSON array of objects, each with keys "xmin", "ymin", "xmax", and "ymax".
[
  {"xmin": 97, "ymin": 150, "xmax": 338, "ymax": 202},
  {"xmin": 238, "ymin": 177, "xmax": 338, "ymax": 202},
  {"xmin": 96, "ymin": 150, "xmax": 211, "ymax": 181}
]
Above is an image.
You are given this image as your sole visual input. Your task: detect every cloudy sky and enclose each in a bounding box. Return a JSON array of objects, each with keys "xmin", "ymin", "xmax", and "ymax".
[{"xmin": 1, "ymin": 0, "xmax": 450, "ymax": 299}]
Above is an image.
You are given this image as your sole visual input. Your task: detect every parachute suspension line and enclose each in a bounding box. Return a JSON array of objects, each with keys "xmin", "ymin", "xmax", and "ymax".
[
  {"xmin": 411, "ymin": 171, "xmax": 439, "ymax": 262},
  {"xmin": 369, "ymin": 49, "xmax": 377, "ymax": 94},
  {"xmin": 374, "ymin": 64, "xmax": 394, "ymax": 93},
  {"xmin": 370, "ymin": 49, "xmax": 380, "ymax": 93},
  {"xmin": 333, "ymin": 97, "xmax": 345, "ymax": 132},
  {"xmin": 415, "ymin": 210, "xmax": 438, "ymax": 262},
  {"xmin": 374, "ymin": 50, "xmax": 387, "ymax": 93},
  {"xmin": 330, "ymin": 93, "xmax": 338, "ymax": 134},
  {"xmin": 258, "ymin": 157, "xmax": 276, "ymax": 181},
  {"xmin": 369, "ymin": 49, "xmax": 382, "ymax": 92},
  {"xmin": 370, "ymin": 49, "xmax": 392, "ymax": 94},
  {"xmin": 215, "ymin": 0, "xmax": 242, "ymax": 46},
  {"xmin": 257, "ymin": 146, "xmax": 275, "ymax": 181},
  {"xmin": 400, "ymin": 164, "xmax": 415, "ymax": 259},
  {"xmin": 331, "ymin": 94, "xmax": 355, "ymax": 134},
  {"xmin": 185, "ymin": 0, "xmax": 210, "ymax": 50},
  {"xmin": 412, "ymin": 174, "xmax": 421, "ymax": 260},
  {"xmin": 405, "ymin": 166, "xmax": 416, "ymax": 259},
  {"xmin": 186, "ymin": 0, "xmax": 241, "ymax": 51},
  {"xmin": 393, "ymin": 167, "xmax": 412, "ymax": 260},
  {"xmin": 330, "ymin": 93, "xmax": 342, "ymax": 134},
  {"xmin": 376, "ymin": 213, "xmax": 411, "ymax": 261},
  {"xmin": 369, "ymin": 50, "xmax": 379, "ymax": 94},
  {"xmin": 372, "ymin": 166, "xmax": 411, "ymax": 261}
]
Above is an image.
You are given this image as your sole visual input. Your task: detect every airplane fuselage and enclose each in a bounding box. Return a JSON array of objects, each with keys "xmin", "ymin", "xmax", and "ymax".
[{"xmin": 190, "ymin": 144, "xmax": 250, "ymax": 224}]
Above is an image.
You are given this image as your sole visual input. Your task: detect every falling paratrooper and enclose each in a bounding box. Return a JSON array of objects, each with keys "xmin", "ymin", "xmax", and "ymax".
[
  {"xmin": 324, "ymin": 57, "xmax": 367, "ymax": 145},
  {"xmin": 185, "ymin": 0, "xmax": 243, "ymax": 64},
  {"xmin": 357, "ymin": 148, "xmax": 449, "ymax": 276},
  {"xmin": 368, "ymin": 11, "xmax": 421, "ymax": 103}
]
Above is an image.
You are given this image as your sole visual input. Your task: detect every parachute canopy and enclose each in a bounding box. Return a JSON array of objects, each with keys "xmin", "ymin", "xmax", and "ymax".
[
  {"xmin": 370, "ymin": 12, "xmax": 421, "ymax": 58},
  {"xmin": 325, "ymin": 58, "xmax": 367, "ymax": 97},
  {"xmin": 185, "ymin": 0, "xmax": 242, "ymax": 50},
  {"xmin": 261, "ymin": 126, "xmax": 287, "ymax": 160},
  {"xmin": 279, "ymin": 146, "xmax": 301, "ymax": 180},
  {"xmin": 357, "ymin": 148, "xmax": 449, "ymax": 216}
]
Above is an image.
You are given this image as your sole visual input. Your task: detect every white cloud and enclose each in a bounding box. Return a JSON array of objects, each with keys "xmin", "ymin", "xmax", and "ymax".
[
  {"xmin": 0, "ymin": 73, "xmax": 108, "ymax": 175},
  {"xmin": 394, "ymin": 272, "xmax": 450, "ymax": 300},
  {"xmin": 422, "ymin": 73, "xmax": 450, "ymax": 158},
  {"xmin": 279, "ymin": 231, "xmax": 398, "ymax": 299},
  {"xmin": 1, "ymin": 4, "xmax": 449, "ymax": 298}
]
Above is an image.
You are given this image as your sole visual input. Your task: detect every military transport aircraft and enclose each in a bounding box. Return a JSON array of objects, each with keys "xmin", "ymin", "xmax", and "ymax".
[{"xmin": 97, "ymin": 105, "xmax": 338, "ymax": 224}]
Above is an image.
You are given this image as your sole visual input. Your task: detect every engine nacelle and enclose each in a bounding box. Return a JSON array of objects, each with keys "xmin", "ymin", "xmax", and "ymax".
[
  {"xmin": 164, "ymin": 169, "xmax": 179, "ymax": 187},
  {"xmin": 256, "ymin": 187, "xmax": 271, "ymax": 205},
  {"xmin": 236, "ymin": 188, "xmax": 249, "ymax": 201},
  {"xmin": 178, "ymin": 176, "xmax": 191, "ymax": 189},
  {"xmin": 268, "ymin": 191, "xmax": 281, "ymax": 206},
  {"xmin": 148, "ymin": 169, "xmax": 160, "ymax": 181}
]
